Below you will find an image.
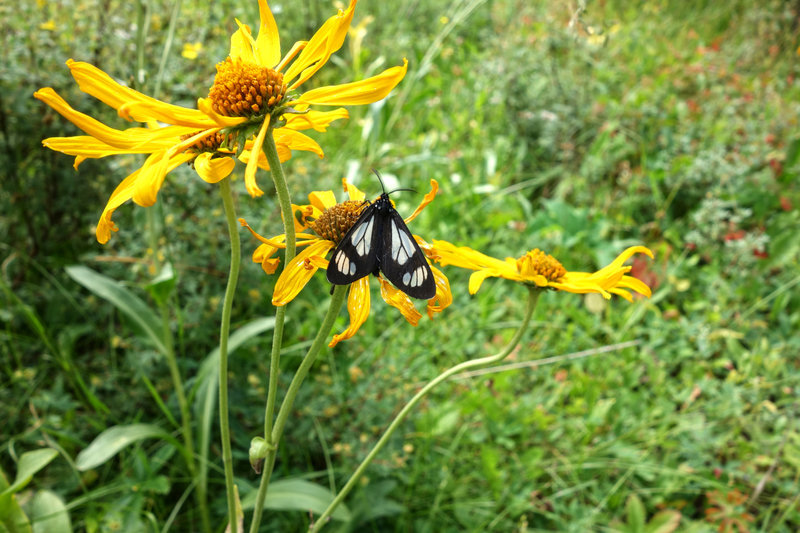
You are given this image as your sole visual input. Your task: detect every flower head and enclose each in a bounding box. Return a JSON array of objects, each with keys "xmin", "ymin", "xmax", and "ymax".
[
  {"xmin": 240, "ymin": 179, "xmax": 450, "ymax": 347},
  {"xmin": 199, "ymin": 0, "xmax": 408, "ymax": 198},
  {"xmin": 34, "ymin": 0, "xmax": 406, "ymax": 243},
  {"xmin": 432, "ymin": 241, "xmax": 654, "ymax": 301}
]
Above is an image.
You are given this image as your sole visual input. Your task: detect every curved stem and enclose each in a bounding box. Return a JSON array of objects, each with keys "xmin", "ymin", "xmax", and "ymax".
[
  {"xmin": 249, "ymin": 284, "xmax": 349, "ymax": 533},
  {"xmin": 218, "ymin": 177, "xmax": 242, "ymax": 533},
  {"xmin": 246, "ymin": 122, "xmax": 299, "ymax": 531},
  {"xmin": 310, "ymin": 287, "xmax": 540, "ymax": 532},
  {"xmin": 260, "ymin": 122, "xmax": 297, "ymax": 446}
]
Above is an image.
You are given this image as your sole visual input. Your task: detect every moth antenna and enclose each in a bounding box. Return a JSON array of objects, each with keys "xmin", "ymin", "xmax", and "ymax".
[{"xmin": 371, "ymin": 168, "xmax": 386, "ymax": 193}]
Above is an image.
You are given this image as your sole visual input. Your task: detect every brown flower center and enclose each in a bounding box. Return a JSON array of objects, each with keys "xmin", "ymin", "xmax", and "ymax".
[
  {"xmin": 181, "ymin": 131, "xmax": 236, "ymax": 153},
  {"xmin": 310, "ymin": 201, "xmax": 367, "ymax": 244},
  {"xmin": 516, "ymin": 249, "xmax": 566, "ymax": 281},
  {"xmin": 208, "ymin": 58, "xmax": 287, "ymax": 117}
]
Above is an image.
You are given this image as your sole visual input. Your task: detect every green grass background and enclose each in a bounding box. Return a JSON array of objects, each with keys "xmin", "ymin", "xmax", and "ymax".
[{"xmin": 2, "ymin": 0, "xmax": 799, "ymax": 531}]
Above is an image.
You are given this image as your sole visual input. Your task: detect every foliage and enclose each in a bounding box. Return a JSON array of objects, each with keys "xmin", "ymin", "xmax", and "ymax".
[{"xmin": 1, "ymin": 0, "xmax": 799, "ymax": 531}]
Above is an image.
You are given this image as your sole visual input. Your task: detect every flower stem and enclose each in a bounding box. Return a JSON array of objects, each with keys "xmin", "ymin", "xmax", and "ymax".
[
  {"xmin": 248, "ymin": 284, "xmax": 349, "ymax": 533},
  {"xmin": 309, "ymin": 287, "xmax": 540, "ymax": 532},
  {"xmin": 246, "ymin": 121, "xmax": 298, "ymax": 531},
  {"xmin": 218, "ymin": 177, "xmax": 241, "ymax": 533},
  {"xmin": 260, "ymin": 122, "xmax": 297, "ymax": 446}
]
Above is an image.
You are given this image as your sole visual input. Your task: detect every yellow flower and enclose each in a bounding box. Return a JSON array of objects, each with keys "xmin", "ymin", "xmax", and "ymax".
[
  {"xmin": 240, "ymin": 179, "xmax": 451, "ymax": 347},
  {"xmin": 33, "ymin": 0, "xmax": 406, "ymax": 243},
  {"xmin": 197, "ymin": 0, "xmax": 407, "ymax": 198},
  {"xmin": 181, "ymin": 42, "xmax": 204, "ymax": 60},
  {"xmin": 432, "ymin": 241, "xmax": 654, "ymax": 301}
]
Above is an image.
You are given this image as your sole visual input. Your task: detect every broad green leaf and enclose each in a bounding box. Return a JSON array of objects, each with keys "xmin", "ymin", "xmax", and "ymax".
[
  {"xmin": 625, "ymin": 494, "xmax": 646, "ymax": 533},
  {"xmin": 75, "ymin": 424, "xmax": 175, "ymax": 471},
  {"xmin": 645, "ymin": 510, "xmax": 682, "ymax": 533},
  {"xmin": 240, "ymin": 479, "xmax": 350, "ymax": 522},
  {"xmin": 0, "ymin": 468, "xmax": 31, "ymax": 533},
  {"xmin": 65, "ymin": 266, "xmax": 167, "ymax": 355},
  {"xmin": 0, "ymin": 450, "xmax": 58, "ymax": 497},
  {"xmin": 29, "ymin": 490, "xmax": 71, "ymax": 533}
]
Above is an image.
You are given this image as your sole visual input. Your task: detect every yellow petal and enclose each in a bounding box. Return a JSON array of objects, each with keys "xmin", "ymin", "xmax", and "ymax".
[
  {"xmin": 284, "ymin": 108, "xmax": 349, "ymax": 132},
  {"xmin": 245, "ymin": 120, "xmax": 271, "ymax": 197},
  {"xmin": 344, "ymin": 178, "xmax": 365, "ymax": 202},
  {"xmin": 379, "ymin": 277, "xmax": 422, "ymax": 325},
  {"xmin": 273, "ymin": 128, "xmax": 324, "ymax": 158},
  {"xmin": 255, "ymin": 0, "xmax": 281, "ymax": 67},
  {"xmin": 66, "ymin": 60, "xmax": 218, "ymax": 127},
  {"xmin": 96, "ymin": 152, "xmax": 193, "ymax": 243},
  {"xmin": 468, "ymin": 270, "xmax": 496, "ymax": 295},
  {"xmin": 329, "ymin": 276, "xmax": 371, "ymax": 348},
  {"xmin": 404, "ymin": 179, "xmax": 438, "ymax": 223},
  {"xmin": 426, "ymin": 265, "xmax": 452, "ymax": 319},
  {"xmin": 308, "ymin": 190, "xmax": 338, "ymax": 211},
  {"xmin": 196, "ymin": 97, "xmax": 249, "ymax": 127},
  {"xmin": 284, "ymin": 0, "xmax": 356, "ymax": 88},
  {"xmin": 295, "ymin": 59, "xmax": 408, "ymax": 106},
  {"xmin": 194, "ymin": 152, "xmax": 235, "ymax": 183},
  {"xmin": 230, "ymin": 21, "xmax": 256, "ymax": 63},
  {"xmin": 272, "ymin": 239, "xmax": 335, "ymax": 306}
]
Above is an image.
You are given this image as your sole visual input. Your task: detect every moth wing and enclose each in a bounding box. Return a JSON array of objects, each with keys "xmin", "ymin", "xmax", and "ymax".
[
  {"xmin": 379, "ymin": 210, "xmax": 436, "ymax": 300},
  {"xmin": 326, "ymin": 205, "xmax": 382, "ymax": 285}
]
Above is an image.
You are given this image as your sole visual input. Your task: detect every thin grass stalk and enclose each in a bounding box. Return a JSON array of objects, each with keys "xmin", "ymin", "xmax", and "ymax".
[{"xmin": 309, "ymin": 287, "xmax": 540, "ymax": 532}]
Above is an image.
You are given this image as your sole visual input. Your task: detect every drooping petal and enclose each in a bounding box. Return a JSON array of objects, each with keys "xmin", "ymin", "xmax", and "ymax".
[
  {"xmin": 329, "ymin": 275, "xmax": 371, "ymax": 348},
  {"xmin": 426, "ymin": 265, "xmax": 452, "ymax": 319},
  {"xmin": 468, "ymin": 270, "xmax": 497, "ymax": 295},
  {"xmin": 284, "ymin": 108, "xmax": 349, "ymax": 132},
  {"xmin": 294, "ymin": 59, "xmax": 408, "ymax": 106},
  {"xmin": 284, "ymin": 0, "xmax": 357, "ymax": 88},
  {"xmin": 194, "ymin": 152, "xmax": 236, "ymax": 183},
  {"xmin": 272, "ymin": 239, "xmax": 336, "ymax": 305},
  {"xmin": 196, "ymin": 98, "xmax": 250, "ymax": 127},
  {"xmin": 255, "ymin": 0, "xmax": 281, "ymax": 67},
  {"xmin": 96, "ymin": 152, "xmax": 193, "ymax": 243},
  {"xmin": 404, "ymin": 179, "xmax": 439, "ymax": 223},
  {"xmin": 379, "ymin": 277, "xmax": 422, "ymax": 325},
  {"xmin": 245, "ymin": 120, "xmax": 271, "ymax": 197}
]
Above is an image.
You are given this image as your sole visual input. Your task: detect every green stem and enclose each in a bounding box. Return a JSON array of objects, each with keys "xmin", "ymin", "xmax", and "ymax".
[
  {"xmin": 260, "ymin": 121, "xmax": 297, "ymax": 445},
  {"xmin": 246, "ymin": 122, "xmax": 298, "ymax": 531},
  {"xmin": 248, "ymin": 285, "xmax": 349, "ymax": 533},
  {"xmin": 218, "ymin": 177, "xmax": 242, "ymax": 533},
  {"xmin": 310, "ymin": 287, "xmax": 540, "ymax": 532}
]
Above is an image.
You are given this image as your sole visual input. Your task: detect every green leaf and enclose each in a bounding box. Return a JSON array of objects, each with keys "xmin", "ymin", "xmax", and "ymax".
[
  {"xmin": 644, "ymin": 511, "xmax": 682, "ymax": 533},
  {"xmin": 65, "ymin": 266, "xmax": 167, "ymax": 355},
  {"xmin": 144, "ymin": 263, "xmax": 176, "ymax": 307},
  {"xmin": 75, "ymin": 424, "xmax": 176, "ymax": 471},
  {"xmin": 29, "ymin": 490, "xmax": 71, "ymax": 533},
  {"xmin": 0, "ymin": 468, "xmax": 32, "ymax": 533},
  {"xmin": 625, "ymin": 494, "xmax": 646, "ymax": 533},
  {"xmin": 240, "ymin": 479, "xmax": 350, "ymax": 522},
  {"xmin": 0, "ymin": 450, "xmax": 59, "ymax": 497}
]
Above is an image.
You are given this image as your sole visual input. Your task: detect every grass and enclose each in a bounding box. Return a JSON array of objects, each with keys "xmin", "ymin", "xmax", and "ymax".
[{"xmin": 1, "ymin": 0, "xmax": 799, "ymax": 531}]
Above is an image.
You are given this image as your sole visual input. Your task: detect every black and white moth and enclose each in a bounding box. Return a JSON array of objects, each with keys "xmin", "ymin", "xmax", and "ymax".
[{"xmin": 326, "ymin": 172, "xmax": 436, "ymax": 300}]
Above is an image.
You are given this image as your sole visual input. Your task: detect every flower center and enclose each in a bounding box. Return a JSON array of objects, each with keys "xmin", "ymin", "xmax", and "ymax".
[
  {"xmin": 181, "ymin": 131, "xmax": 236, "ymax": 153},
  {"xmin": 310, "ymin": 201, "xmax": 367, "ymax": 243},
  {"xmin": 208, "ymin": 58, "xmax": 287, "ymax": 118},
  {"xmin": 516, "ymin": 249, "xmax": 566, "ymax": 281}
]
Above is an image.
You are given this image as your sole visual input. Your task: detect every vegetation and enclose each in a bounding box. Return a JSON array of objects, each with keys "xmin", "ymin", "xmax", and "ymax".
[{"xmin": 1, "ymin": 0, "xmax": 798, "ymax": 531}]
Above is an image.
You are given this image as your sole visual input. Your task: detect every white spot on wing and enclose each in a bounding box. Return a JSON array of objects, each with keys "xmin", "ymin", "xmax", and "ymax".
[
  {"xmin": 403, "ymin": 272, "xmax": 411, "ymax": 285},
  {"xmin": 351, "ymin": 216, "xmax": 374, "ymax": 257}
]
